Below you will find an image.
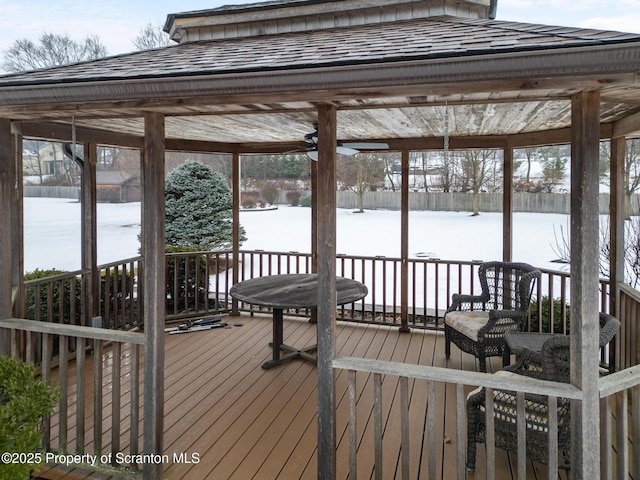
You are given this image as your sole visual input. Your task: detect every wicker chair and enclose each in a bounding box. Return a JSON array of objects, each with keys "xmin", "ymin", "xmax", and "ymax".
[
  {"xmin": 466, "ymin": 335, "xmax": 571, "ymax": 474},
  {"xmin": 503, "ymin": 312, "xmax": 620, "ymax": 374},
  {"xmin": 444, "ymin": 261, "xmax": 541, "ymax": 372}
]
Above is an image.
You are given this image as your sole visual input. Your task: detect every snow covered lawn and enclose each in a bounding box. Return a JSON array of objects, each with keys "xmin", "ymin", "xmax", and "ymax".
[{"xmin": 25, "ymin": 197, "xmax": 572, "ymax": 274}]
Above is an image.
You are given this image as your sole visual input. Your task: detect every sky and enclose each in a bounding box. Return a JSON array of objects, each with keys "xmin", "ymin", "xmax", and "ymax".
[{"xmin": 1, "ymin": 0, "xmax": 640, "ymax": 61}]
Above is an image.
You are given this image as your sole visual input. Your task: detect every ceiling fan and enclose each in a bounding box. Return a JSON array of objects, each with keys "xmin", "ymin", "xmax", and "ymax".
[{"xmin": 303, "ymin": 122, "xmax": 389, "ymax": 160}]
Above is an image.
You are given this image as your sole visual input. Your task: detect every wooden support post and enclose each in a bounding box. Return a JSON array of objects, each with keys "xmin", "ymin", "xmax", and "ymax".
[
  {"xmin": 316, "ymin": 104, "xmax": 337, "ymax": 480},
  {"xmin": 11, "ymin": 133, "xmax": 25, "ymax": 321},
  {"xmin": 609, "ymin": 137, "xmax": 625, "ymax": 370},
  {"xmin": 311, "ymin": 158, "xmax": 318, "ymax": 273},
  {"xmin": 232, "ymin": 152, "xmax": 240, "ymax": 315},
  {"xmin": 400, "ymin": 149, "xmax": 410, "ymax": 331},
  {"xmin": 81, "ymin": 142, "xmax": 98, "ymax": 325},
  {"xmin": 310, "ymin": 146, "xmax": 319, "ymax": 323},
  {"xmin": 503, "ymin": 146, "xmax": 514, "ymax": 262},
  {"xmin": 141, "ymin": 112, "xmax": 166, "ymax": 480},
  {"xmin": 569, "ymin": 91, "xmax": 601, "ymax": 480},
  {"xmin": 0, "ymin": 119, "xmax": 12, "ymax": 355}
]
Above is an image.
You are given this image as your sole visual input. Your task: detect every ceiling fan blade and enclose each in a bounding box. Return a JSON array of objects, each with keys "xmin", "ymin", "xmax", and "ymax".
[
  {"xmin": 341, "ymin": 142, "xmax": 389, "ymax": 150},
  {"xmin": 307, "ymin": 145, "xmax": 359, "ymax": 160},
  {"xmin": 336, "ymin": 146, "xmax": 359, "ymax": 156}
]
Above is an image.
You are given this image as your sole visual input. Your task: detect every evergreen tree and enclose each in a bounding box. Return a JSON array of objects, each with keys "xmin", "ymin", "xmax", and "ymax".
[{"xmin": 165, "ymin": 161, "xmax": 245, "ymax": 250}]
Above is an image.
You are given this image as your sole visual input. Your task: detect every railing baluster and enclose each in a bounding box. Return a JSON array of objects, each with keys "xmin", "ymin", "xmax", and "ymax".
[
  {"xmin": 41, "ymin": 332, "xmax": 52, "ymax": 450},
  {"xmin": 616, "ymin": 390, "xmax": 629, "ymax": 479},
  {"xmin": 348, "ymin": 369, "xmax": 357, "ymax": 480},
  {"xmin": 485, "ymin": 387, "xmax": 495, "ymax": 480},
  {"xmin": 633, "ymin": 385, "xmax": 640, "ymax": 478},
  {"xmin": 547, "ymin": 395, "xmax": 558, "ymax": 476},
  {"xmin": 131, "ymin": 343, "xmax": 140, "ymax": 457},
  {"xmin": 58, "ymin": 334, "xmax": 69, "ymax": 452},
  {"xmin": 111, "ymin": 342, "xmax": 121, "ymax": 463},
  {"xmin": 600, "ymin": 396, "xmax": 612, "ymax": 480},
  {"xmin": 400, "ymin": 376, "xmax": 409, "ymax": 480},
  {"xmin": 427, "ymin": 379, "xmax": 436, "ymax": 480},
  {"xmin": 76, "ymin": 336, "xmax": 85, "ymax": 455},
  {"xmin": 93, "ymin": 339, "xmax": 103, "ymax": 456},
  {"xmin": 455, "ymin": 383, "xmax": 465, "ymax": 480},
  {"xmin": 516, "ymin": 391, "xmax": 526, "ymax": 480},
  {"xmin": 374, "ymin": 372, "xmax": 383, "ymax": 480}
]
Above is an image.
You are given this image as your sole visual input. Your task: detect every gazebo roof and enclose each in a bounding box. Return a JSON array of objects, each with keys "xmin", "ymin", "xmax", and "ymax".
[{"xmin": 0, "ymin": 2, "xmax": 639, "ymax": 152}]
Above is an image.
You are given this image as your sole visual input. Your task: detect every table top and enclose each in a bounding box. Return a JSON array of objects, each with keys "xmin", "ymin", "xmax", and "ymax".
[{"xmin": 229, "ymin": 273, "xmax": 368, "ymax": 310}]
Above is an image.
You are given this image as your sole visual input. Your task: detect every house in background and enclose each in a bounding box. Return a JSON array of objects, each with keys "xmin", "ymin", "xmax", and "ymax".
[
  {"xmin": 96, "ymin": 171, "xmax": 141, "ymax": 203},
  {"xmin": 23, "ymin": 142, "xmax": 68, "ymax": 180}
]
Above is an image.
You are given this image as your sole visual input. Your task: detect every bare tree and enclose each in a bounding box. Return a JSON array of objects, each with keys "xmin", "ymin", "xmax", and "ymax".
[
  {"xmin": 538, "ymin": 146, "xmax": 568, "ymax": 193},
  {"xmin": 133, "ymin": 22, "xmax": 173, "ymax": 50},
  {"xmin": 514, "ymin": 147, "xmax": 535, "ymax": 191},
  {"xmin": 2, "ymin": 33, "xmax": 107, "ymax": 72},
  {"xmin": 433, "ymin": 150, "xmax": 456, "ymax": 193},
  {"xmin": 337, "ymin": 153, "xmax": 385, "ymax": 213},
  {"xmin": 458, "ymin": 149, "xmax": 500, "ymax": 215},
  {"xmin": 604, "ymin": 139, "xmax": 640, "ymax": 219}
]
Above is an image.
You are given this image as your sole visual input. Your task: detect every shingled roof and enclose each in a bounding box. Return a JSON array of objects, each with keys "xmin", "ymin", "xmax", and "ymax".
[
  {"xmin": 1, "ymin": 1, "xmax": 639, "ymax": 149},
  {"xmin": 1, "ymin": 16, "xmax": 639, "ymax": 86}
]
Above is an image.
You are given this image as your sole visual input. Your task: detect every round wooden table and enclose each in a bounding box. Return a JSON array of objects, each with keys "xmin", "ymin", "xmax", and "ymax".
[{"xmin": 229, "ymin": 273, "xmax": 368, "ymax": 369}]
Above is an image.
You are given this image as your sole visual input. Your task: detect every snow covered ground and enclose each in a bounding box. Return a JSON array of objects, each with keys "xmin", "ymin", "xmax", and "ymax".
[{"xmin": 24, "ymin": 197, "xmax": 572, "ymax": 273}]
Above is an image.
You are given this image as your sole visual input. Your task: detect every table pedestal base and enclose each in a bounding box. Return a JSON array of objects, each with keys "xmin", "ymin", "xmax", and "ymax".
[{"xmin": 262, "ymin": 343, "xmax": 317, "ymax": 369}]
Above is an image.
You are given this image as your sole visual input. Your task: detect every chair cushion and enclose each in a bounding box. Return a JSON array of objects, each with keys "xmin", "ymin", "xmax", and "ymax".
[{"xmin": 445, "ymin": 310, "xmax": 490, "ymax": 342}]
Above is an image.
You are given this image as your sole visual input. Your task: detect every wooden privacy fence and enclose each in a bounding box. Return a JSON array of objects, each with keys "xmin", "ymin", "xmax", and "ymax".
[{"xmin": 277, "ymin": 191, "xmax": 640, "ymax": 215}]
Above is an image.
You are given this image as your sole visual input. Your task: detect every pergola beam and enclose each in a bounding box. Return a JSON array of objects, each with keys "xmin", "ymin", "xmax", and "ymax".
[{"xmin": 13, "ymin": 119, "xmax": 618, "ymax": 157}]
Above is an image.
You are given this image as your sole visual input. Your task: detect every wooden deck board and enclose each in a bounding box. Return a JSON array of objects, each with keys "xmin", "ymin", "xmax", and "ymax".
[{"xmin": 38, "ymin": 314, "xmax": 579, "ymax": 480}]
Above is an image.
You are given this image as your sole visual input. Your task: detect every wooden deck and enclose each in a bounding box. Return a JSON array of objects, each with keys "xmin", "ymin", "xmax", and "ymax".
[{"xmin": 36, "ymin": 313, "xmax": 567, "ymax": 480}]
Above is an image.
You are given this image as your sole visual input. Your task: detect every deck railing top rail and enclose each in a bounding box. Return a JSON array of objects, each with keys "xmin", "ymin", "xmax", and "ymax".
[{"xmin": 0, "ymin": 317, "xmax": 145, "ymax": 344}]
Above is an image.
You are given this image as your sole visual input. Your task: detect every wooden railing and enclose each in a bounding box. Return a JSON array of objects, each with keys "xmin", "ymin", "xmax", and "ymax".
[
  {"xmin": 99, "ymin": 257, "xmax": 141, "ymax": 330},
  {"xmin": 165, "ymin": 250, "xmax": 233, "ymax": 322},
  {"xmin": 229, "ymin": 250, "xmax": 610, "ymax": 333},
  {"xmin": 22, "ymin": 257, "xmax": 142, "ymax": 330},
  {"xmin": 0, "ymin": 317, "xmax": 144, "ymax": 470},
  {"xmin": 334, "ymin": 356, "xmax": 640, "ymax": 479},
  {"xmin": 616, "ymin": 283, "xmax": 640, "ymax": 369},
  {"xmin": 22, "ymin": 251, "xmax": 612, "ymax": 341}
]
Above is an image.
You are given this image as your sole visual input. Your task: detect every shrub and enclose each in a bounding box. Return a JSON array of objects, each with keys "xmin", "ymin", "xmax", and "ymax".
[
  {"xmin": 0, "ymin": 355, "xmax": 59, "ymax": 480},
  {"xmin": 299, "ymin": 195, "xmax": 312, "ymax": 207},
  {"xmin": 529, "ymin": 296, "xmax": 570, "ymax": 334},
  {"xmin": 286, "ymin": 191, "xmax": 301, "ymax": 206},
  {"xmin": 25, "ymin": 269, "xmax": 132, "ymax": 327},
  {"xmin": 166, "ymin": 161, "xmax": 245, "ymax": 250},
  {"xmin": 241, "ymin": 195, "xmax": 257, "ymax": 209},
  {"xmin": 261, "ymin": 183, "xmax": 279, "ymax": 205},
  {"xmin": 24, "ymin": 269, "xmax": 81, "ymax": 324}
]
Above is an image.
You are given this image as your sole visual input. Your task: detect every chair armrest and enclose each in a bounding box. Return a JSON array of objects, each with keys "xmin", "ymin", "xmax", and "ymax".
[
  {"xmin": 477, "ymin": 310, "xmax": 527, "ymax": 336},
  {"xmin": 503, "ymin": 347, "xmax": 545, "ymax": 379},
  {"xmin": 447, "ymin": 293, "xmax": 487, "ymax": 312}
]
